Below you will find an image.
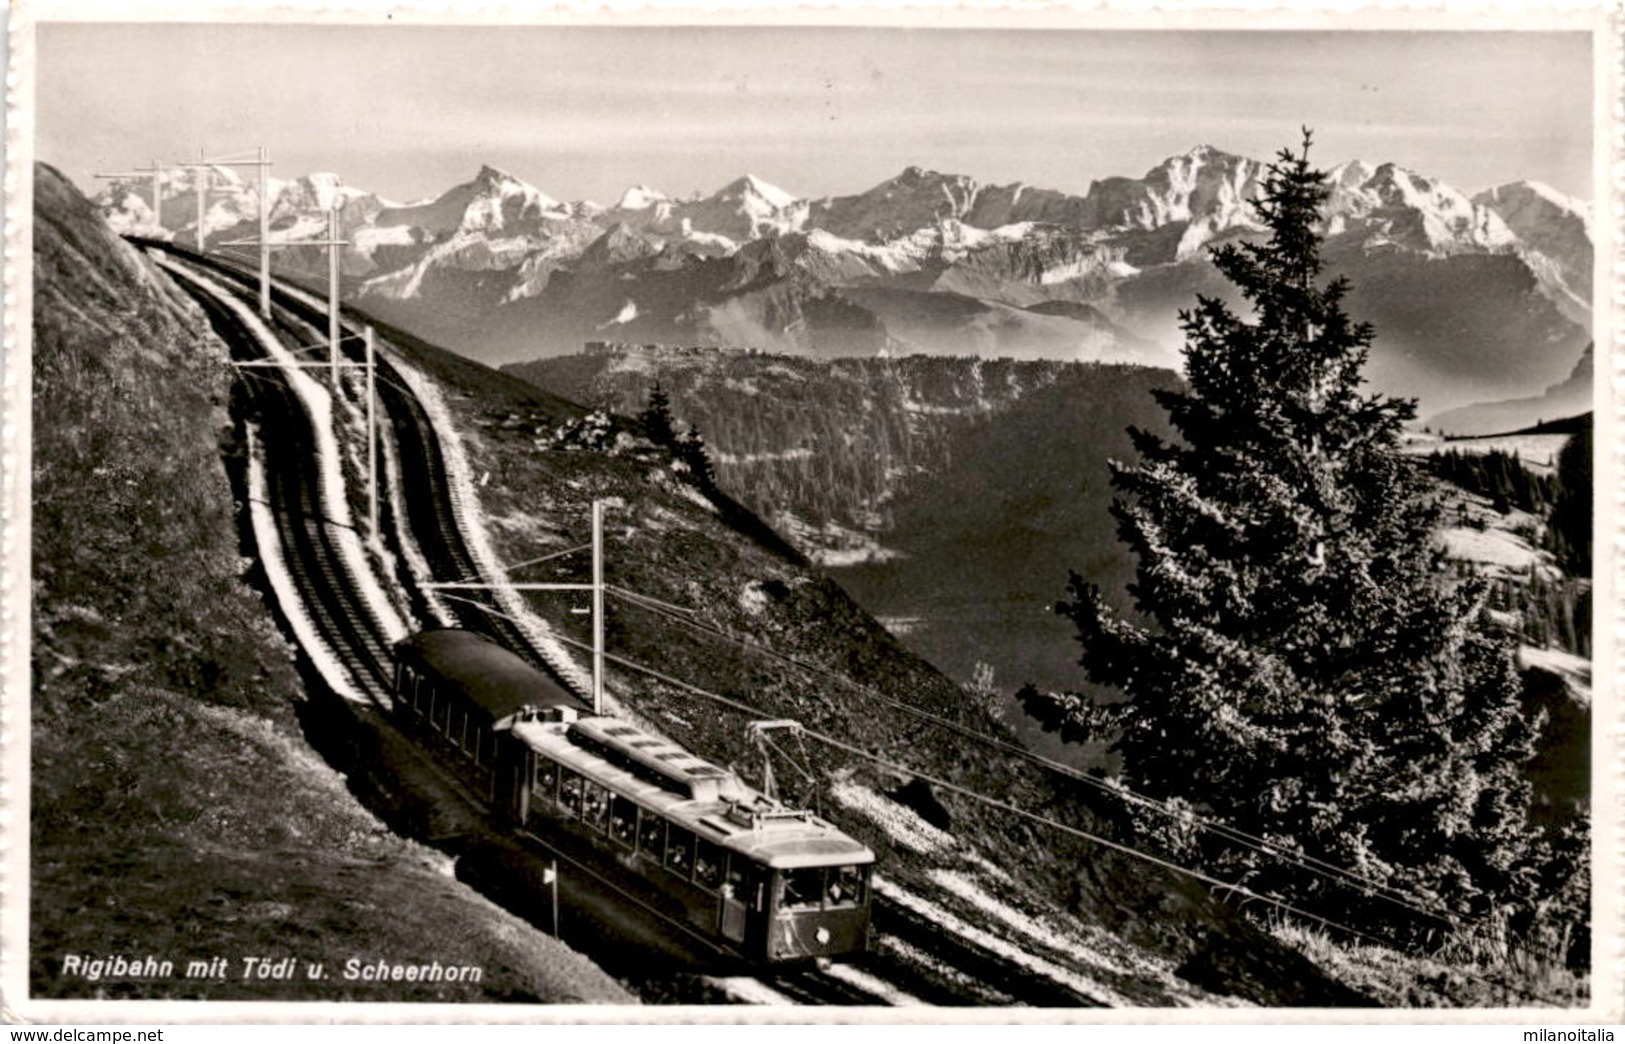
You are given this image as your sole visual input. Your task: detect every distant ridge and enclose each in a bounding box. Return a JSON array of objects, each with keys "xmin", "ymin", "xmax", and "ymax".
[
  {"xmin": 91, "ymin": 144, "xmax": 1594, "ymax": 414},
  {"xmin": 1448, "ymin": 411, "xmax": 1592, "ymax": 441}
]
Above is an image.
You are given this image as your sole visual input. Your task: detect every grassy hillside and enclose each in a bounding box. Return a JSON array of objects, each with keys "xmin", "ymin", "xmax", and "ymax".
[
  {"xmin": 390, "ymin": 328, "xmax": 1368, "ymax": 1006},
  {"xmin": 509, "ymin": 350, "xmax": 1178, "ymax": 739},
  {"xmin": 29, "ymin": 163, "xmax": 632, "ymax": 1004}
]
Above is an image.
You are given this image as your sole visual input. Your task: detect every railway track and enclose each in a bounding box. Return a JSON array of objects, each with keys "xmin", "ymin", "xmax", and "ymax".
[
  {"xmin": 142, "ymin": 242, "xmax": 1113, "ymax": 1010},
  {"xmin": 159, "ymin": 255, "xmax": 395, "ymax": 703},
  {"xmin": 139, "ymin": 240, "xmax": 545, "ymax": 668}
]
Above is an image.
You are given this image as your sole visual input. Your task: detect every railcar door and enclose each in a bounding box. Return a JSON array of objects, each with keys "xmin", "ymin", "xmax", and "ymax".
[
  {"xmin": 505, "ymin": 747, "xmax": 530, "ymax": 823},
  {"xmin": 719, "ymin": 856, "xmax": 748, "ymax": 944}
]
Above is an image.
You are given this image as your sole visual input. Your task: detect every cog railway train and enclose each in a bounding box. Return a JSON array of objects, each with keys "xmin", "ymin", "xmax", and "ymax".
[{"xmin": 391, "ymin": 628, "xmax": 876, "ymax": 963}]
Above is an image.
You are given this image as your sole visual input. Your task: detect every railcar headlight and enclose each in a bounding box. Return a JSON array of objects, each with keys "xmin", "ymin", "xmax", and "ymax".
[{"xmin": 816, "ymin": 927, "xmax": 831, "ymax": 945}]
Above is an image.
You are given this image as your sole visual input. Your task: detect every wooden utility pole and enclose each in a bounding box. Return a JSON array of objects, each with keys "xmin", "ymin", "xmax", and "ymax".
[
  {"xmin": 328, "ymin": 206, "xmax": 341, "ymax": 382},
  {"xmin": 257, "ymin": 147, "xmax": 271, "ymax": 318},
  {"xmin": 221, "ymin": 199, "xmax": 348, "ymax": 380},
  {"xmin": 545, "ymin": 861, "xmax": 560, "ymax": 939},
  {"xmin": 591, "ymin": 500, "xmax": 605, "ymax": 716},
  {"xmin": 194, "ymin": 152, "xmax": 208, "ymax": 252},
  {"xmin": 365, "ymin": 325, "xmax": 378, "ymax": 533},
  {"xmin": 179, "ymin": 149, "xmax": 276, "ymax": 314},
  {"xmin": 233, "ymin": 326, "xmax": 380, "ymax": 534},
  {"xmin": 422, "ymin": 499, "xmax": 610, "ymax": 712}
]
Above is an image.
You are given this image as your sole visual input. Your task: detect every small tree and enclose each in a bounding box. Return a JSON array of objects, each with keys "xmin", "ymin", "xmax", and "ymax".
[
  {"xmin": 674, "ymin": 427, "xmax": 716, "ymax": 490},
  {"xmin": 1549, "ymin": 420, "xmax": 1592, "ymax": 576},
  {"xmin": 639, "ymin": 381, "xmax": 716, "ymax": 491},
  {"xmin": 639, "ymin": 382, "xmax": 676, "ymax": 446},
  {"xmin": 1025, "ymin": 131, "xmax": 1544, "ymax": 930}
]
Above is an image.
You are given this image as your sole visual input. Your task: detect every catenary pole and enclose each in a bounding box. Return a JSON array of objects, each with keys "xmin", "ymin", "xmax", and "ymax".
[
  {"xmin": 258, "ymin": 146, "xmax": 271, "ymax": 318},
  {"xmin": 92, "ymin": 162, "xmax": 165, "ymax": 234},
  {"xmin": 592, "ymin": 500, "xmax": 605, "ymax": 716},
  {"xmin": 194, "ymin": 156, "xmax": 208, "ymax": 254},
  {"xmin": 328, "ymin": 206, "xmax": 341, "ymax": 384},
  {"xmin": 419, "ymin": 499, "xmax": 609, "ymax": 712},
  {"xmin": 366, "ymin": 325, "xmax": 378, "ymax": 533}
]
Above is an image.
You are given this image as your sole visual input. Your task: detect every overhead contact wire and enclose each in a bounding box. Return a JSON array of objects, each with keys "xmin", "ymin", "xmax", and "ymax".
[{"xmin": 605, "ymin": 584, "xmax": 1456, "ymax": 927}]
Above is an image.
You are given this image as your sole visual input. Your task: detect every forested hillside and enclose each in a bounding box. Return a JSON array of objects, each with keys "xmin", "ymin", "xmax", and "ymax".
[{"xmin": 508, "ymin": 350, "xmax": 1179, "ymax": 702}]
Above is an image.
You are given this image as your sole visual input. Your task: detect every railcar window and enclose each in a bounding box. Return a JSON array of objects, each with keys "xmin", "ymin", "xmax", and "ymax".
[
  {"xmin": 582, "ymin": 782, "xmax": 609, "ymax": 832},
  {"xmin": 449, "ymin": 705, "xmax": 466, "ymax": 748},
  {"xmin": 609, "ymin": 797, "xmax": 637, "ymax": 847},
  {"xmin": 724, "ymin": 857, "xmax": 746, "ymax": 901},
  {"xmin": 639, "ymin": 813, "xmax": 665, "ymax": 856},
  {"xmin": 560, "ymin": 770, "xmax": 583, "ymax": 817},
  {"xmin": 414, "ymin": 675, "xmax": 428, "ymax": 714},
  {"xmin": 781, "ymin": 868, "xmax": 824, "ymax": 910},
  {"xmin": 693, "ymin": 839, "xmax": 724, "ymax": 891},
  {"xmin": 533, "ymin": 756, "xmax": 558, "ymax": 799},
  {"xmin": 829, "ymin": 865, "xmax": 865, "ymax": 906},
  {"xmin": 664, "ymin": 826, "xmax": 694, "ymax": 875},
  {"xmin": 432, "ymin": 689, "xmax": 450, "ymax": 732},
  {"xmin": 470, "ymin": 724, "xmax": 486, "ymax": 765}
]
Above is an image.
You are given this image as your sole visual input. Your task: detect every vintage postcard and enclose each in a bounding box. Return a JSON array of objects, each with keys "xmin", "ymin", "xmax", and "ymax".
[{"xmin": 2, "ymin": 1, "xmax": 1619, "ymax": 1025}]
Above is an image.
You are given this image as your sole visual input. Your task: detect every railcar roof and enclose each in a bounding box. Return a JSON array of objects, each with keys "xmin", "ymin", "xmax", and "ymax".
[
  {"xmin": 396, "ymin": 629, "xmax": 581, "ymax": 722},
  {"xmin": 511, "ymin": 717, "xmax": 875, "ymax": 869}
]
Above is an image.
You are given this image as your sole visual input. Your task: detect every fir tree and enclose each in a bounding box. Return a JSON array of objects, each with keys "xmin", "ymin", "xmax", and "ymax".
[
  {"xmin": 675, "ymin": 427, "xmax": 717, "ymax": 490},
  {"xmin": 1549, "ymin": 421, "xmax": 1592, "ymax": 576},
  {"xmin": 639, "ymin": 382, "xmax": 677, "ymax": 446},
  {"xmin": 638, "ymin": 381, "xmax": 716, "ymax": 490},
  {"xmin": 1026, "ymin": 132, "xmax": 1543, "ymax": 929}
]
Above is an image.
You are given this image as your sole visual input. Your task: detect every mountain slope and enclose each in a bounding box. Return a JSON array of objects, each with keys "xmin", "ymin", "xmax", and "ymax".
[
  {"xmin": 506, "ymin": 349, "xmax": 1180, "ymax": 718},
  {"xmin": 1429, "ymin": 343, "xmax": 1594, "ymax": 436},
  {"xmin": 382, "ymin": 325, "xmax": 1372, "ymax": 1005},
  {"xmin": 30, "ymin": 162, "xmax": 632, "ymax": 1003},
  {"xmin": 1475, "ymin": 181, "xmax": 1593, "ymax": 325}
]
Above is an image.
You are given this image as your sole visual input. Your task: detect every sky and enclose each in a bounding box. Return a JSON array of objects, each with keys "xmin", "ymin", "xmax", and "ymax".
[{"xmin": 37, "ymin": 24, "xmax": 1595, "ymax": 206}]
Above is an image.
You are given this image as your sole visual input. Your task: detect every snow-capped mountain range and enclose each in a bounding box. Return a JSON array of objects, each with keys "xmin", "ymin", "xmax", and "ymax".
[{"xmin": 95, "ymin": 145, "xmax": 1593, "ymax": 416}]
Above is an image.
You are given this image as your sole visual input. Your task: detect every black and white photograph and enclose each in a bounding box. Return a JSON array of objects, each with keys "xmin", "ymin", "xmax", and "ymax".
[{"xmin": 4, "ymin": 4, "xmax": 1617, "ymax": 1022}]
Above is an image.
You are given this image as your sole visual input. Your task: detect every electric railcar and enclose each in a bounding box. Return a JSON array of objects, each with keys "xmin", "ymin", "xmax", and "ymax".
[{"xmin": 391, "ymin": 628, "xmax": 876, "ymax": 963}]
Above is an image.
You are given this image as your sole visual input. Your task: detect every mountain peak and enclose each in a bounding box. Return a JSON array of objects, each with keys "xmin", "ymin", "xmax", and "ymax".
[
  {"xmin": 474, "ymin": 163, "xmax": 519, "ymax": 185},
  {"xmin": 470, "ymin": 163, "xmax": 556, "ymax": 199},
  {"xmin": 1327, "ymin": 159, "xmax": 1377, "ymax": 188},
  {"xmin": 616, "ymin": 184, "xmax": 669, "ymax": 211},
  {"xmin": 718, "ymin": 174, "xmax": 797, "ymax": 210},
  {"xmin": 1477, "ymin": 179, "xmax": 1589, "ymax": 219},
  {"xmin": 894, "ymin": 165, "xmax": 962, "ymax": 185},
  {"xmin": 1162, "ymin": 143, "xmax": 1249, "ymax": 169}
]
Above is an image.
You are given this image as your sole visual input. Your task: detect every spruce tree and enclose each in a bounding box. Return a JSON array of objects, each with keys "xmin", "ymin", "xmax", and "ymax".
[
  {"xmin": 1027, "ymin": 132, "xmax": 1541, "ymax": 928},
  {"xmin": 1549, "ymin": 421, "xmax": 1592, "ymax": 576},
  {"xmin": 639, "ymin": 382, "xmax": 677, "ymax": 446}
]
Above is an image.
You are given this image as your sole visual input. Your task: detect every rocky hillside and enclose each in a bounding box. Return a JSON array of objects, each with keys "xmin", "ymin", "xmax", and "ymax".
[
  {"xmin": 508, "ymin": 348, "xmax": 1179, "ymax": 753},
  {"xmin": 512, "ymin": 350, "xmax": 1162, "ymax": 549},
  {"xmin": 29, "ymin": 162, "xmax": 632, "ymax": 1004},
  {"xmin": 94, "ymin": 145, "xmax": 1593, "ymax": 415}
]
